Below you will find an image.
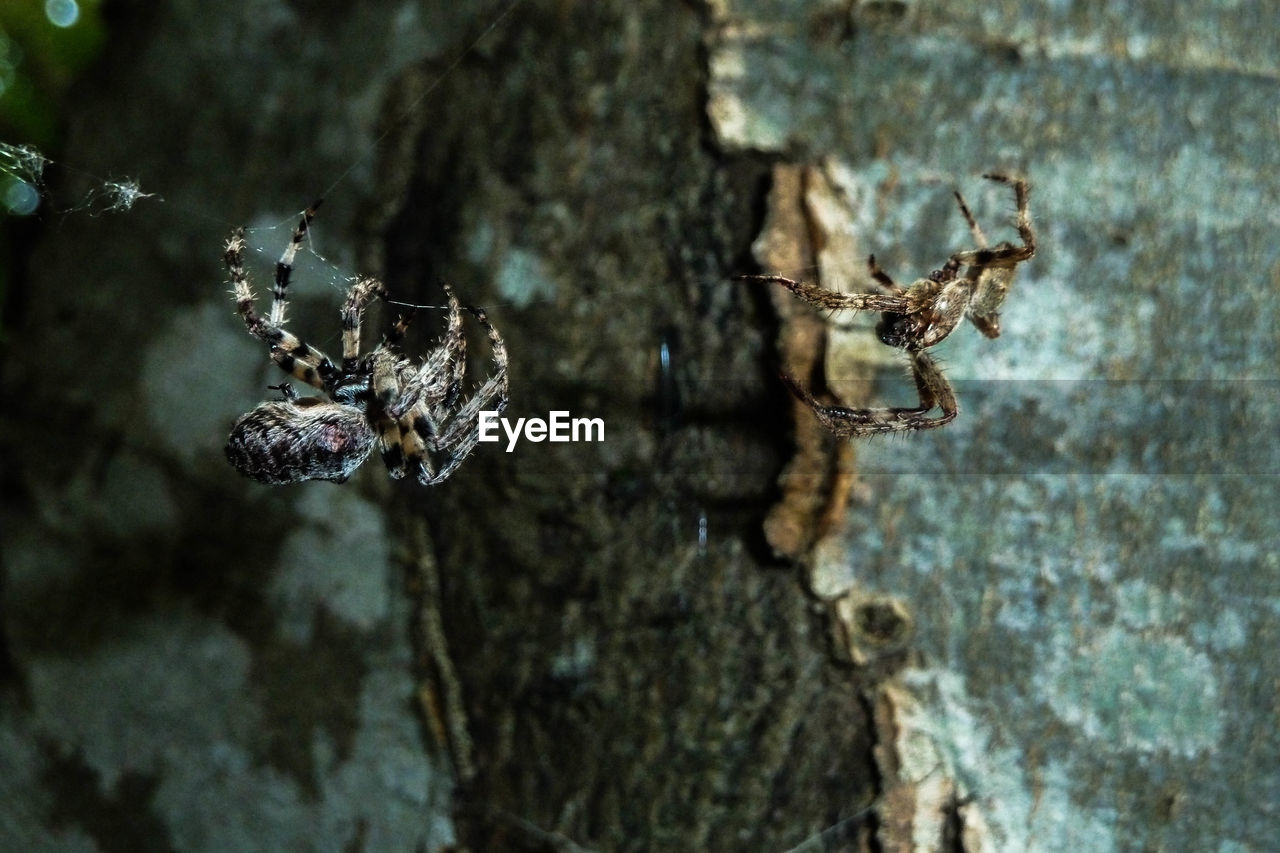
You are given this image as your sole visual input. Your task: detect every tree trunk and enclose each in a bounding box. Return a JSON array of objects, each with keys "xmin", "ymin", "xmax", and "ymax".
[{"xmin": 4, "ymin": 1, "xmax": 1277, "ymax": 851}]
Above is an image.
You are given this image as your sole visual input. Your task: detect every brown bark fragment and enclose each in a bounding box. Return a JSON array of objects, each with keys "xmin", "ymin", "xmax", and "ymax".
[{"xmin": 752, "ymin": 163, "xmax": 859, "ymax": 561}]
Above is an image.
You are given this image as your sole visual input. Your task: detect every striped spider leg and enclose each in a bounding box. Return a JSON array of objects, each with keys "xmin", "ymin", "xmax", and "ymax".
[{"xmin": 223, "ymin": 206, "xmax": 508, "ymax": 485}]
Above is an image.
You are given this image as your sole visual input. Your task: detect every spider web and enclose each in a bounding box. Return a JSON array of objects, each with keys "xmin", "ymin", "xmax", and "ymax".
[
  {"xmin": 3, "ymin": 0, "xmax": 530, "ymax": 314},
  {"xmin": 0, "ymin": 141, "xmax": 156, "ymax": 217}
]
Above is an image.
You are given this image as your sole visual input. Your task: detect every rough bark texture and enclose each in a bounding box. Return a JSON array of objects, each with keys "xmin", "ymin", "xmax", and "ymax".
[
  {"xmin": 3, "ymin": 1, "xmax": 1279, "ymax": 851},
  {"xmin": 367, "ymin": 5, "xmax": 881, "ymax": 848},
  {"xmin": 707, "ymin": 1, "xmax": 1280, "ymax": 849}
]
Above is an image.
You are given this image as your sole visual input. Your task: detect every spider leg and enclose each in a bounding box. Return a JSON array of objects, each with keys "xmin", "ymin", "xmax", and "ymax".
[
  {"xmin": 781, "ymin": 350, "xmax": 957, "ymax": 436},
  {"xmin": 949, "ymin": 175, "xmax": 1035, "ymax": 268},
  {"xmin": 953, "ymin": 190, "xmax": 988, "ymax": 248},
  {"xmin": 378, "ymin": 284, "xmax": 466, "ymax": 421},
  {"xmin": 416, "ymin": 404, "xmax": 480, "ymax": 486},
  {"xmin": 948, "ymin": 241, "xmax": 1034, "ymax": 269},
  {"xmin": 340, "ymin": 276, "xmax": 388, "ymax": 373},
  {"xmin": 982, "ymin": 172, "xmax": 1035, "ymax": 256},
  {"xmin": 268, "ymin": 343, "xmax": 337, "ymax": 392},
  {"xmin": 355, "ymin": 346, "xmax": 421, "ymax": 481},
  {"xmin": 866, "ymin": 255, "xmax": 904, "ymax": 295},
  {"xmin": 364, "ymin": 294, "xmax": 435, "ymax": 482},
  {"xmin": 374, "ymin": 416, "xmax": 409, "ymax": 479},
  {"xmin": 270, "ymin": 202, "xmax": 321, "ymax": 326},
  {"xmin": 949, "ymin": 174, "xmax": 1035, "ymax": 339},
  {"xmin": 395, "ymin": 362, "xmax": 451, "ymax": 484},
  {"xmin": 415, "ymin": 304, "xmax": 509, "ymax": 486},
  {"xmin": 464, "ymin": 305, "xmax": 510, "ymax": 413},
  {"xmin": 403, "ymin": 417, "xmax": 436, "ymax": 483},
  {"xmin": 367, "ymin": 307, "xmax": 425, "ymax": 480},
  {"xmin": 394, "ymin": 370, "xmax": 443, "ymax": 484},
  {"xmin": 384, "ymin": 286, "xmax": 479, "ymax": 483},
  {"xmin": 225, "ymin": 221, "xmax": 338, "ymax": 392},
  {"xmin": 432, "ymin": 283, "xmax": 469, "ymax": 411},
  {"xmin": 382, "ymin": 307, "xmax": 417, "ymax": 349},
  {"xmin": 737, "ymin": 274, "xmax": 910, "ymax": 313}
]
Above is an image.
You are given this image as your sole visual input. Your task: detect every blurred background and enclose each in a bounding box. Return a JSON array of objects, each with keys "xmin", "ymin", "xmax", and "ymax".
[{"xmin": 2, "ymin": 1, "xmax": 1277, "ymax": 850}]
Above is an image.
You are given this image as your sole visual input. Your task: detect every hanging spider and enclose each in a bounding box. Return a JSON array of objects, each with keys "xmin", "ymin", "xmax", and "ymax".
[
  {"xmin": 224, "ymin": 203, "xmax": 509, "ymax": 485},
  {"xmin": 740, "ymin": 173, "xmax": 1034, "ymax": 436}
]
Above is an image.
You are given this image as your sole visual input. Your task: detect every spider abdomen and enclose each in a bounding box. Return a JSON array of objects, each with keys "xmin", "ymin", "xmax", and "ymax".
[{"xmin": 225, "ymin": 399, "xmax": 376, "ymax": 485}]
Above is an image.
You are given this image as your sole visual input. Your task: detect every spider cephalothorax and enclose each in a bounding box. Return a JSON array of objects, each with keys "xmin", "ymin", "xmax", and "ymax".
[
  {"xmin": 741, "ymin": 173, "xmax": 1034, "ymax": 436},
  {"xmin": 224, "ymin": 204, "xmax": 509, "ymax": 485}
]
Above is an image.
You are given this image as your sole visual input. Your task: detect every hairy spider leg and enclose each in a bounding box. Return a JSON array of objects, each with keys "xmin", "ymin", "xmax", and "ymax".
[
  {"xmin": 382, "ymin": 307, "xmax": 418, "ymax": 349},
  {"xmin": 373, "ymin": 284, "xmax": 470, "ymax": 481},
  {"xmin": 948, "ymin": 174, "xmax": 1035, "ymax": 339},
  {"xmin": 376, "ymin": 350, "xmax": 455, "ymax": 481},
  {"xmin": 949, "ymin": 176, "xmax": 1035, "ymax": 268},
  {"xmin": 736, "ymin": 274, "xmax": 909, "ymax": 314},
  {"xmin": 402, "ymin": 294, "xmax": 475, "ymax": 484},
  {"xmin": 412, "ymin": 282, "xmax": 469, "ymax": 416},
  {"xmin": 866, "ymin": 255, "xmax": 905, "ymax": 295},
  {"xmin": 360, "ymin": 349, "xmax": 410, "ymax": 479},
  {"xmin": 465, "ymin": 305, "xmax": 510, "ymax": 419},
  {"xmin": 366, "ymin": 306, "xmax": 421, "ymax": 477},
  {"xmin": 439, "ymin": 284, "xmax": 471, "ymax": 411},
  {"xmin": 983, "ymin": 173, "xmax": 1035, "ymax": 254},
  {"xmin": 952, "ymin": 190, "xmax": 988, "ymax": 249},
  {"xmin": 269, "ymin": 202, "xmax": 321, "ymax": 326},
  {"xmin": 225, "ymin": 223, "xmax": 338, "ymax": 392},
  {"xmin": 416, "ymin": 305, "xmax": 510, "ymax": 486},
  {"xmin": 339, "ymin": 276, "xmax": 388, "ymax": 373},
  {"xmin": 393, "ymin": 284, "xmax": 468, "ymax": 428},
  {"xmin": 365, "ymin": 298, "xmax": 443, "ymax": 480},
  {"xmin": 780, "ymin": 351, "xmax": 957, "ymax": 436}
]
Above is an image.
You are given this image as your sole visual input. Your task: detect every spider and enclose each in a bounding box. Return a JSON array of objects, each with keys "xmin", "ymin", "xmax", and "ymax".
[
  {"xmin": 223, "ymin": 203, "xmax": 509, "ymax": 485},
  {"xmin": 740, "ymin": 172, "xmax": 1034, "ymax": 436}
]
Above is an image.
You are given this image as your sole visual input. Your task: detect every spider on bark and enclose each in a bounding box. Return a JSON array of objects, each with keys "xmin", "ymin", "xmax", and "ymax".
[
  {"xmin": 223, "ymin": 203, "xmax": 509, "ymax": 485},
  {"xmin": 741, "ymin": 173, "xmax": 1034, "ymax": 436}
]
